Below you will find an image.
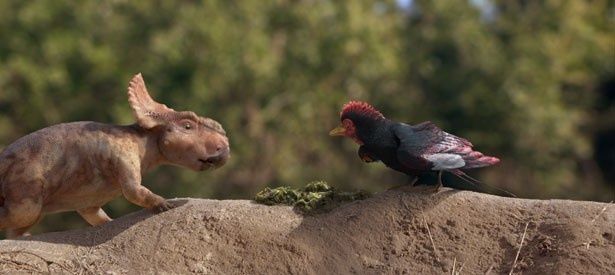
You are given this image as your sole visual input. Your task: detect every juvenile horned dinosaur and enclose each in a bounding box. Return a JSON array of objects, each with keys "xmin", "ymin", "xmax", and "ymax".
[{"xmin": 0, "ymin": 73, "xmax": 230, "ymax": 238}]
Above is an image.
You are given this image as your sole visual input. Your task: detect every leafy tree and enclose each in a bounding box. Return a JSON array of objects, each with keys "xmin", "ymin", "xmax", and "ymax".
[{"xmin": 0, "ymin": 0, "xmax": 612, "ymax": 234}]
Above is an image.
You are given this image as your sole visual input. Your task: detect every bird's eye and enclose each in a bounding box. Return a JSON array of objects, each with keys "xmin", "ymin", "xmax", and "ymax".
[{"xmin": 184, "ymin": 123, "xmax": 192, "ymax": 130}]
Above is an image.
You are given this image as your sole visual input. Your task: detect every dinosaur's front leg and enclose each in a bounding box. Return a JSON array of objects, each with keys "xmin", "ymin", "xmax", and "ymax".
[{"xmin": 121, "ymin": 181, "xmax": 173, "ymax": 213}]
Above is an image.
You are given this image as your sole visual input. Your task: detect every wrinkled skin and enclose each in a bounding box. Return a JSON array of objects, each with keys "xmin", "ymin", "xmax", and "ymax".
[{"xmin": 0, "ymin": 73, "xmax": 229, "ymax": 238}]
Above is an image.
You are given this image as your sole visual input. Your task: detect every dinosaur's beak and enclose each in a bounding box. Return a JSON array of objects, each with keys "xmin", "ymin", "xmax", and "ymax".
[{"xmin": 329, "ymin": 125, "xmax": 346, "ymax": 136}]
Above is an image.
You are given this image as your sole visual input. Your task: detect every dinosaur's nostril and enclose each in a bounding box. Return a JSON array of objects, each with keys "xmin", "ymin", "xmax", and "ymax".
[{"xmin": 216, "ymin": 146, "xmax": 222, "ymax": 152}]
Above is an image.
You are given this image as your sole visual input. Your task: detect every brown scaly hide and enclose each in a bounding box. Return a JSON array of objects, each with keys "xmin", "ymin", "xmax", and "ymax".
[{"xmin": 0, "ymin": 73, "xmax": 230, "ymax": 238}]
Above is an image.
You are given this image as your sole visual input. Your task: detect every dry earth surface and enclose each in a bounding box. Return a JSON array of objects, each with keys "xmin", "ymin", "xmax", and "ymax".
[{"xmin": 0, "ymin": 187, "xmax": 613, "ymax": 274}]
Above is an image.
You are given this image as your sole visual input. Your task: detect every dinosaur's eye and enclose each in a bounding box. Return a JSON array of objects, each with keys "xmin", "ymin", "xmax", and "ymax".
[{"xmin": 184, "ymin": 123, "xmax": 192, "ymax": 130}]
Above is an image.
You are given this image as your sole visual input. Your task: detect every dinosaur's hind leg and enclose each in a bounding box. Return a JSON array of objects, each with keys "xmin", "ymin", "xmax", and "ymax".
[
  {"xmin": 6, "ymin": 216, "xmax": 42, "ymax": 238},
  {"xmin": 0, "ymin": 179, "xmax": 44, "ymax": 238},
  {"xmin": 1, "ymin": 200, "xmax": 42, "ymax": 238}
]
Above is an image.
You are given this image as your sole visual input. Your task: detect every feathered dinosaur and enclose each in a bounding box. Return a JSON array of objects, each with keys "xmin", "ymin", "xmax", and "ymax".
[{"xmin": 329, "ymin": 101, "xmax": 509, "ymax": 194}]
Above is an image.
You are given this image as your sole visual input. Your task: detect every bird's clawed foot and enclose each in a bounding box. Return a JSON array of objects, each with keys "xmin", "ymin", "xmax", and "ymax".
[{"xmin": 414, "ymin": 183, "xmax": 441, "ymax": 194}]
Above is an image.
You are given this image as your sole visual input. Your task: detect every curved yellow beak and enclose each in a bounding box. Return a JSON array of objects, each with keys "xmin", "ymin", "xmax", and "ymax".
[{"xmin": 329, "ymin": 125, "xmax": 346, "ymax": 136}]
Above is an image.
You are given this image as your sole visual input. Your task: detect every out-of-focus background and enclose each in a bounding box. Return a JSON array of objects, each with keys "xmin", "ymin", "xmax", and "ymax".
[{"xmin": 0, "ymin": 0, "xmax": 613, "ymax": 233}]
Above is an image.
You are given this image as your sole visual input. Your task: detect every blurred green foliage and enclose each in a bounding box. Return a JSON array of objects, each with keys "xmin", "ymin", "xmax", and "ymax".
[{"xmin": 0, "ymin": 0, "xmax": 613, "ymax": 234}]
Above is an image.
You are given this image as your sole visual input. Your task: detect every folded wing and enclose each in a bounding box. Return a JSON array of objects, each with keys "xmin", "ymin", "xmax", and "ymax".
[{"xmin": 393, "ymin": 121, "xmax": 499, "ymax": 171}]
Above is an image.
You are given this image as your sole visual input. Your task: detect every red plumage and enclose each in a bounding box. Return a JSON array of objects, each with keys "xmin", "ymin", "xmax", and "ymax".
[{"xmin": 341, "ymin": 101, "xmax": 385, "ymax": 120}]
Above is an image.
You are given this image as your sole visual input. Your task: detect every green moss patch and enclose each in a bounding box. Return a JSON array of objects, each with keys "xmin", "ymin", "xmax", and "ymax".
[{"xmin": 254, "ymin": 181, "xmax": 370, "ymax": 212}]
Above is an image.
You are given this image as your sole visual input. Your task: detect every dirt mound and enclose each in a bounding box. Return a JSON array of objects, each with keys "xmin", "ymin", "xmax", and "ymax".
[{"xmin": 0, "ymin": 187, "xmax": 613, "ymax": 274}]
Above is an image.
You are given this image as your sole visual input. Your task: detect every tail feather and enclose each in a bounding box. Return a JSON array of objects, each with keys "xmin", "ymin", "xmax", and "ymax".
[{"xmin": 450, "ymin": 169, "xmax": 516, "ymax": 197}]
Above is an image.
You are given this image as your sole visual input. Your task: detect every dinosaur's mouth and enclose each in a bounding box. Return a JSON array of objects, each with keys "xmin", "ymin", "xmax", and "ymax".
[
  {"xmin": 198, "ymin": 158, "xmax": 220, "ymax": 170},
  {"xmin": 198, "ymin": 158, "xmax": 217, "ymax": 165},
  {"xmin": 198, "ymin": 158, "xmax": 215, "ymax": 168},
  {"xmin": 197, "ymin": 150, "xmax": 229, "ymax": 171}
]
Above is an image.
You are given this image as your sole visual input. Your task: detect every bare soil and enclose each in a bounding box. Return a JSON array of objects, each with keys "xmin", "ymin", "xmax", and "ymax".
[{"xmin": 0, "ymin": 187, "xmax": 613, "ymax": 274}]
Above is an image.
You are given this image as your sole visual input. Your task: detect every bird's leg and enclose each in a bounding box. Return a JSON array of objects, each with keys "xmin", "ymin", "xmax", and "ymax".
[
  {"xmin": 410, "ymin": 176, "xmax": 419, "ymax": 186},
  {"xmin": 420, "ymin": 171, "xmax": 443, "ymax": 194},
  {"xmin": 407, "ymin": 175, "xmax": 437, "ymax": 193},
  {"xmin": 433, "ymin": 170, "xmax": 443, "ymax": 193}
]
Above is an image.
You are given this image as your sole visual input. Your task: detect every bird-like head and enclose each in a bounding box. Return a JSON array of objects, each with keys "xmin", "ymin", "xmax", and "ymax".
[{"xmin": 329, "ymin": 101, "xmax": 386, "ymax": 145}]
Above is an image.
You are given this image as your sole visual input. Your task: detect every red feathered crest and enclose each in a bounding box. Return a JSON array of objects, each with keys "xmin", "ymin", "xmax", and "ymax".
[{"xmin": 341, "ymin": 101, "xmax": 385, "ymax": 120}]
